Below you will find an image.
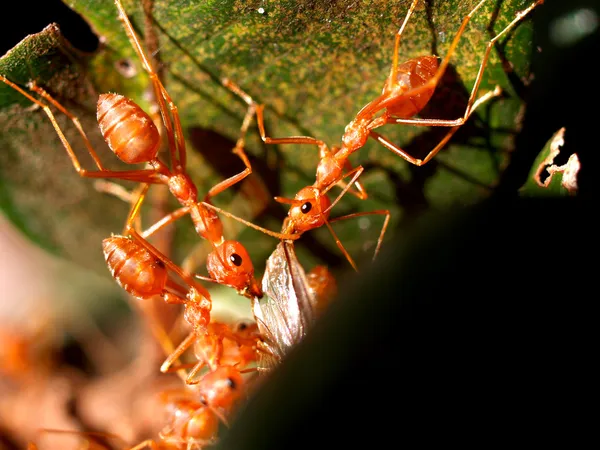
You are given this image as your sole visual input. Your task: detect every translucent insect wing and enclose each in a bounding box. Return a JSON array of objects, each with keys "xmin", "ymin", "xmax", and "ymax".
[{"xmin": 254, "ymin": 242, "xmax": 315, "ymax": 367}]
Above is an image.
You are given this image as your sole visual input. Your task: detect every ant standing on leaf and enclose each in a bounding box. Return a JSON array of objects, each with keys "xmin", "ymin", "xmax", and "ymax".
[
  {"xmin": 0, "ymin": 0, "xmax": 300, "ymax": 302},
  {"xmin": 226, "ymin": 0, "xmax": 544, "ymax": 272}
]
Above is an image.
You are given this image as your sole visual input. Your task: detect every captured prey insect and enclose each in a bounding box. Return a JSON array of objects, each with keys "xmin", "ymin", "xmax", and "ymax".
[
  {"xmin": 254, "ymin": 241, "xmax": 338, "ymax": 369},
  {"xmin": 226, "ymin": 0, "xmax": 544, "ymax": 271}
]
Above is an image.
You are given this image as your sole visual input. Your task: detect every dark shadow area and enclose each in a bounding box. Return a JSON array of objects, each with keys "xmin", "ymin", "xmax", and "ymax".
[
  {"xmin": 0, "ymin": 426, "xmax": 20, "ymax": 450},
  {"xmin": 495, "ymin": 0, "xmax": 597, "ymax": 196},
  {"xmin": 218, "ymin": 195, "xmax": 593, "ymax": 449},
  {"xmin": 0, "ymin": 0, "xmax": 98, "ymax": 56}
]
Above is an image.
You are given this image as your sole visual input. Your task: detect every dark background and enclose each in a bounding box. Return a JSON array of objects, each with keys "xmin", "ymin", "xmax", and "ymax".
[{"xmin": 0, "ymin": 0, "xmax": 98, "ymax": 57}]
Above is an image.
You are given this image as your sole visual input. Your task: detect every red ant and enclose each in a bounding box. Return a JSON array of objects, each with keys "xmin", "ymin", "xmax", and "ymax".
[
  {"xmin": 132, "ymin": 365, "xmax": 250, "ymax": 449},
  {"xmin": 103, "ymin": 233, "xmax": 213, "ymax": 375},
  {"xmin": 0, "ymin": 0, "xmax": 299, "ymax": 300},
  {"xmin": 159, "ymin": 319, "xmax": 264, "ymax": 385},
  {"xmin": 226, "ymin": 0, "xmax": 544, "ymax": 271},
  {"xmin": 26, "ymin": 364, "xmax": 247, "ymax": 449}
]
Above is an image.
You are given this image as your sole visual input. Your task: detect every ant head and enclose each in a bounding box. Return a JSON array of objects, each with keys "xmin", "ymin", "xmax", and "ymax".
[
  {"xmin": 163, "ymin": 398, "xmax": 219, "ymax": 443},
  {"xmin": 206, "ymin": 241, "xmax": 262, "ymax": 299},
  {"xmin": 197, "ymin": 365, "xmax": 245, "ymax": 413},
  {"xmin": 281, "ymin": 187, "xmax": 332, "ymax": 233},
  {"xmin": 232, "ymin": 319, "xmax": 259, "ymax": 337}
]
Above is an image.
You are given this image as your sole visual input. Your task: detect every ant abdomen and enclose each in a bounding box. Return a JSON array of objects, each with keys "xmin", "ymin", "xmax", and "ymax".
[
  {"xmin": 97, "ymin": 93, "xmax": 160, "ymax": 164},
  {"xmin": 102, "ymin": 235, "xmax": 167, "ymax": 298},
  {"xmin": 384, "ymin": 55, "xmax": 438, "ymax": 118}
]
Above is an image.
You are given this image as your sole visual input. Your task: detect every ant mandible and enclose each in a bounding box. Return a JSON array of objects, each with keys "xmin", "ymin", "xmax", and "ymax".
[{"xmin": 226, "ymin": 0, "xmax": 544, "ymax": 271}]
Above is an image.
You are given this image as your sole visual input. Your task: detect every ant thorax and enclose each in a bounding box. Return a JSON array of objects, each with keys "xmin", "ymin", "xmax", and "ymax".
[
  {"xmin": 168, "ymin": 173, "xmax": 199, "ymax": 205},
  {"xmin": 341, "ymin": 117, "xmax": 370, "ymax": 156},
  {"xmin": 315, "ymin": 151, "xmax": 344, "ymax": 189},
  {"xmin": 190, "ymin": 205, "xmax": 223, "ymax": 243}
]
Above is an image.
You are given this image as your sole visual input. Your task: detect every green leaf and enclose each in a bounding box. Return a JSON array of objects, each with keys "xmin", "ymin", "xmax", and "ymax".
[
  {"xmin": 520, "ymin": 127, "xmax": 580, "ymax": 197},
  {"xmin": 1, "ymin": 0, "xmax": 542, "ymax": 281}
]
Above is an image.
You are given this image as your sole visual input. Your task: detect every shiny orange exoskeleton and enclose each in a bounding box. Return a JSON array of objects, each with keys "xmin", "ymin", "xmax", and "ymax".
[
  {"xmin": 132, "ymin": 365, "xmax": 249, "ymax": 449},
  {"xmin": 103, "ymin": 235, "xmax": 211, "ymax": 338},
  {"xmin": 226, "ymin": 0, "xmax": 544, "ymax": 271},
  {"xmin": 0, "ymin": 0, "xmax": 305, "ymax": 299},
  {"xmin": 160, "ymin": 319, "xmax": 263, "ymax": 384}
]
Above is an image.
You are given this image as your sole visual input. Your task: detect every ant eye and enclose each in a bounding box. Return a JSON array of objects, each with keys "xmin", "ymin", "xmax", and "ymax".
[
  {"xmin": 301, "ymin": 202, "xmax": 312, "ymax": 214},
  {"xmin": 229, "ymin": 253, "xmax": 242, "ymax": 267},
  {"xmin": 226, "ymin": 377, "xmax": 237, "ymax": 390},
  {"xmin": 237, "ymin": 322, "xmax": 248, "ymax": 331}
]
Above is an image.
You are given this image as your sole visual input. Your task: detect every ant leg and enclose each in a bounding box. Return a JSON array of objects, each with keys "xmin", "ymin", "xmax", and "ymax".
[
  {"xmin": 94, "ymin": 180, "xmax": 138, "ymax": 204},
  {"xmin": 160, "ymin": 331, "xmax": 196, "ymax": 373},
  {"xmin": 369, "ymin": 84, "xmax": 501, "ymax": 166},
  {"xmin": 388, "ymin": 0, "xmax": 421, "ymax": 91},
  {"xmin": 322, "ymin": 165, "xmax": 365, "ymax": 213},
  {"xmin": 140, "ymin": 206, "xmax": 191, "ymax": 239},
  {"xmin": 255, "ymin": 103, "xmax": 329, "ymax": 150},
  {"xmin": 329, "ymin": 209, "xmax": 391, "ymax": 262},
  {"xmin": 389, "ymin": 1, "xmax": 542, "ymax": 130},
  {"xmin": 322, "ymin": 220, "xmax": 358, "ymax": 272},
  {"xmin": 222, "ymin": 77, "xmax": 330, "ymax": 153},
  {"xmin": 387, "ymin": 0, "xmax": 541, "ymax": 123},
  {"xmin": 204, "ymin": 79, "xmax": 258, "ymax": 202},
  {"xmin": 113, "ymin": 0, "xmax": 185, "ymax": 171},
  {"xmin": 94, "ymin": 178, "xmax": 193, "ymax": 239},
  {"xmin": 128, "ymin": 440, "xmax": 161, "ymax": 450},
  {"xmin": 27, "ymin": 81, "xmax": 104, "ymax": 169},
  {"xmin": 184, "ymin": 359, "xmax": 211, "ymax": 385},
  {"xmin": 94, "ymin": 180, "xmax": 150, "ymax": 232},
  {"xmin": 329, "ymin": 148, "xmax": 368, "ymax": 200},
  {"xmin": 0, "ymin": 75, "xmax": 162, "ymax": 181},
  {"xmin": 160, "ymin": 361, "xmax": 199, "ymax": 371},
  {"xmin": 200, "ymin": 202, "xmax": 302, "ymax": 241}
]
